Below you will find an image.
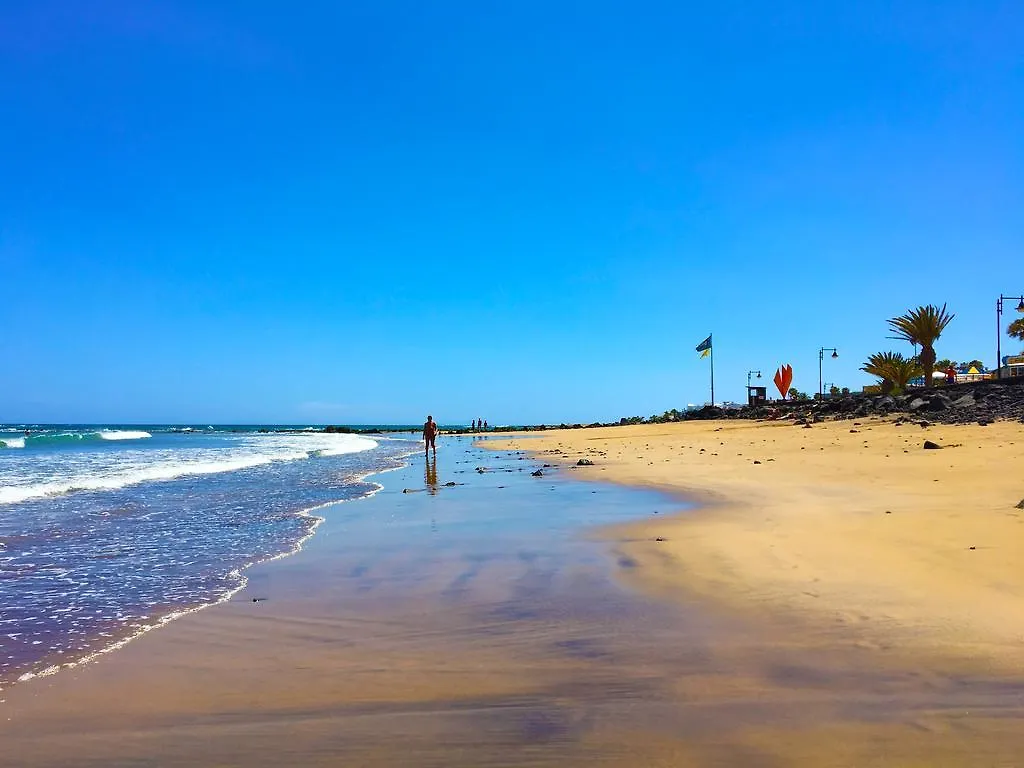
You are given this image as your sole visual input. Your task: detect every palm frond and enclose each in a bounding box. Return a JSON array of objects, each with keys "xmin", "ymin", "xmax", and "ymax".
[
  {"xmin": 886, "ymin": 304, "xmax": 955, "ymax": 346},
  {"xmin": 861, "ymin": 351, "xmax": 923, "ymax": 391}
]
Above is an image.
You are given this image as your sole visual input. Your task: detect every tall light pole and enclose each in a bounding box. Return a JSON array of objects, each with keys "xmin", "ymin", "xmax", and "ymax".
[
  {"xmin": 747, "ymin": 370, "xmax": 762, "ymax": 388},
  {"xmin": 996, "ymin": 294, "xmax": 1024, "ymax": 380},
  {"xmin": 819, "ymin": 347, "xmax": 838, "ymax": 399}
]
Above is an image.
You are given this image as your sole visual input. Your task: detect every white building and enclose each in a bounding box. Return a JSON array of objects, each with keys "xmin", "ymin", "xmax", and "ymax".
[{"xmin": 996, "ymin": 355, "xmax": 1024, "ymax": 379}]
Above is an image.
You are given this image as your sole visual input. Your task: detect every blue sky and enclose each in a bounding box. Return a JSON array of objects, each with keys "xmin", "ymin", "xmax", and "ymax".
[{"xmin": 1, "ymin": 1, "xmax": 1021, "ymax": 424}]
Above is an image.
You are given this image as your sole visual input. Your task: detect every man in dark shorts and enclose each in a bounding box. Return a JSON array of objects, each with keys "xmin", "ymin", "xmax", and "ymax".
[{"xmin": 423, "ymin": 415, "xmax": 438, "ymax": 456}]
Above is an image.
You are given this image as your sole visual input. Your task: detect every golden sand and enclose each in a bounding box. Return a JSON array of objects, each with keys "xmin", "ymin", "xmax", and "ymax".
[{"xmin": 492, "ymin": 417, "xmax": 1024, "ymax": 667}]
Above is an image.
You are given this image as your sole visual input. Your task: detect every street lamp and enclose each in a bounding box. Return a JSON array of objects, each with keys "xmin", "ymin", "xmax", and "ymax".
[
  {"xmin": 747, "ymin": 370, "xmax": 762, "ymax": 388},
  {"xmin": 819, "ymin": 347, "xmax": 838, "ymax": 399},
  {"xmin": 996, "ymin": 294, "xmax": 1024, "ymax": 380}
]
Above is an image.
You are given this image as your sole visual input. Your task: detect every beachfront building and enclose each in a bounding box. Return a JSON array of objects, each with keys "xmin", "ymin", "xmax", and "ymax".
[{"xmin": 996, "ymin": 355, "xmax": 1024, "ymax": 379}]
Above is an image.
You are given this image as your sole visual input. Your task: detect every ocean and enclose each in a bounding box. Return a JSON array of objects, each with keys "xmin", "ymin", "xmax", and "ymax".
[{"xmin": 0, "ymin": 424, "xmax": 422, "ymax": 689}]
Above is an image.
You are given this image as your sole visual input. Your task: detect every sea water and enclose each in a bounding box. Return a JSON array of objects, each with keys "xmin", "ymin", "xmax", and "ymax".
[{"xmin": 0, "ymin": 425, "xmax": 419, "ymax": 689}]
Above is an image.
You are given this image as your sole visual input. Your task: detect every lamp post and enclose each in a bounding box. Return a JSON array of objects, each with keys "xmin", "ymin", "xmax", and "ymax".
[
  {"xmin": 818, "ymin": 347, "xmax": 838, "ymax": 399},
  {"xmin": 746, "ymin": 370, "xmax": 762, "ymax": 406},
  {"xmin": 996, "ymin": 294, "xmax": 1024, "ymax": 380}
]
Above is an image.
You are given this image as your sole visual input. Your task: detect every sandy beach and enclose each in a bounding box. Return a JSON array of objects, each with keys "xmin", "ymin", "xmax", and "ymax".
[
  {"xmin": 3, "ymin": 424, "xmax": 1024, "ymax": 766},
  {"xmin": 494, "ymin": 417, "xmax": 1024, "ymax": 665}
]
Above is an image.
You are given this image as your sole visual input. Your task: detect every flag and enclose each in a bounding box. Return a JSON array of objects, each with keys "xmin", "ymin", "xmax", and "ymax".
[{"xmin": 695, "ymin": 335, "xmax": 712, "ymax": 358}]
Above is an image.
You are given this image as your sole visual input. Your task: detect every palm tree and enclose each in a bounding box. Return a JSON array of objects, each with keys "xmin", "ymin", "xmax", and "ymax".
[
  {"xmin": 862, "ymin": 352, "xmax": 923, "ymax": 395},
  {"xmin": 887, "ymin": 304, "xmax": 954, "ymax": 389},
  {"xmin": 1009, "ymin": 317, "xmax": 1024, "ymax": 345}
]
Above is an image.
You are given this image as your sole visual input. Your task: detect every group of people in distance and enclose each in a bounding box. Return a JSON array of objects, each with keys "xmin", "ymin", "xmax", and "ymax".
[{"xmin": 471, "ymin": 418, "xmax": 488, "ymax": 431}]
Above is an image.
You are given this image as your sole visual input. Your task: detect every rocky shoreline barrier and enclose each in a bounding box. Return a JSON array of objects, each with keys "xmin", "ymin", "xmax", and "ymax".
[
  {"xmin": 715, "ymin": 377, "xmax": 1024, "ymax": 426},
  {"xmin": 499, "ymin": 378, "xmax": 1024, "ymax": 433}
]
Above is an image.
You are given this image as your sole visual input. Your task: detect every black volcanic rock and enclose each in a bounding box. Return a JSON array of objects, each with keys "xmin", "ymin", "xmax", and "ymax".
[{"xmin": 503, "ymin": 377, "xmax": 1024, "ymax": 433}]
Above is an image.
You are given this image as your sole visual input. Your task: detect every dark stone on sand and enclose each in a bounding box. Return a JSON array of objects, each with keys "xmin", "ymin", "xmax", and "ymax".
[
  {"xmin": 655, "ymin": 537, "xmax": 666, "ymax": 542},
  {"xmin": 1016, "ymin": 499, "xmax": 1024, "ymax": 510},
  {"xmin": 978, "ymin": 419, "xmax": 990, "ymax": 426},
  {"xmin": 923, "ymin": 440, "xmax": 942, "ymax": 450},
  {"xmin": 928, "ymin": 394, "xmax": 952, "ymax": 411},
  {"xmin": 476, "ymin": 467, "xmax": 486, "ymax": 473},
  {"xmin": 252, "ymin": 597, "xmax": 266, "ymax": 602},
  {"xmin": 531, "ymin": 469, "xmax": 544, "ymax": 477},
  {"xmin": 969, "ymin": 546, "xmax": 976, "ymax": 550},
  {"xmin": 850, "ymin": 429, "xmax": 859, "ymax": 433},
  {"xmin": 753, "ymin": 460, "xmax": 762, "ymax": 464},
  {"xmin": 444, "ymin": 481, "xmax": 456, "ymax": 487},
  {"xmin": 576, "ymin": 458, "xmax": 594, "ymax": 466}
]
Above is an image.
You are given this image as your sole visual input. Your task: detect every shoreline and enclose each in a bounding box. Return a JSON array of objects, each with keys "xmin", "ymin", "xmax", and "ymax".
[
  {"xmin": 1, "ymin": 441, "xmax": 421, "ymax": 693},
  {"xmin": 5, "ymin": 430, "xmax": 1024, "ymax": 765},
  {"xmin": 1, "ymin": 438, "xmax": 705, "ymax": 765}
]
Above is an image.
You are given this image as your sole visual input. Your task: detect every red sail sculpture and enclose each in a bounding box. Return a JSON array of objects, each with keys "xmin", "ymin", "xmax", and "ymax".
[{"xmin": 773, "ymin": 365, "xmax": 793, "ymax": 399}]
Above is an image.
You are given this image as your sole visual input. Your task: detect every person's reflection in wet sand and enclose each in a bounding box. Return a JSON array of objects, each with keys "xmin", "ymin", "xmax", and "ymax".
[
  {"xmin": 425, "ymin": 454, "xmax": 439, "ymax": 495},
  {"xmin": 425, "ymin": 454, "xmax": 439, "ymax": 533}
]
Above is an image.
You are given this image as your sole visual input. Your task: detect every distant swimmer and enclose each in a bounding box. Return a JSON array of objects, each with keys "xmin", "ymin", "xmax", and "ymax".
[{"xmin": 423, "ymin": 415, "xmax": 439, "ymax": 456}]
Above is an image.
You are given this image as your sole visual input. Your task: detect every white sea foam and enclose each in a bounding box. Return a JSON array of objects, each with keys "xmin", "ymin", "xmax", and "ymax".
[
  {"xmin": 0, "ymin": 462, "xmax": 401, "ymax": 694},
  {"xmin": 98, "ymin": 430, "xmax": 153, "ymax": 441},
  {"xmin": 0, "ymin": 438, "xmax": 25, "ymax": 449},
  {"xmin": 0, "ymin": 433, "xmax": 378, "ymax": 506}
]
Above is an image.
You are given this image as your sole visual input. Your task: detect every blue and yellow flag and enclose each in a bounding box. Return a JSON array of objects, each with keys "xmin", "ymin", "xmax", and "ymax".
[{"xmin": 695, "ymin": 335, "xmax": 712, "ymax": 358}]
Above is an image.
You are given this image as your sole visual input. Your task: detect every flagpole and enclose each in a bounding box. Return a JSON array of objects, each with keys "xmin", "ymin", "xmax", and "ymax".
[{"xmin": 710, "ymin": 337, "xmax": 715, "ymax": 406}]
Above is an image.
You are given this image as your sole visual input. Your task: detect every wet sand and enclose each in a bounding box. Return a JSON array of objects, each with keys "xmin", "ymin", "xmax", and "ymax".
[
  {"xmin": 3, "ymin": 431, "xmax": 1024, "ymax": 766},
  {"xmin": 493, "ymin": 418, "xmax": 1024, "ymax": 663}
]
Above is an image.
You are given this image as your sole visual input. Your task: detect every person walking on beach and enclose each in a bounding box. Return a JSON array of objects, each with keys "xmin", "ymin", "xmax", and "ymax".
[{"xmin": 423, "ymin": 415, "xmax": 439, "ymax": 456}]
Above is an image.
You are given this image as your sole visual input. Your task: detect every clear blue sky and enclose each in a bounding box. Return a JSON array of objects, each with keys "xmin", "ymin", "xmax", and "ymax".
[{"xmin": 2, "ymin": 1, "xmax": 1021, "ymax": 424}]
